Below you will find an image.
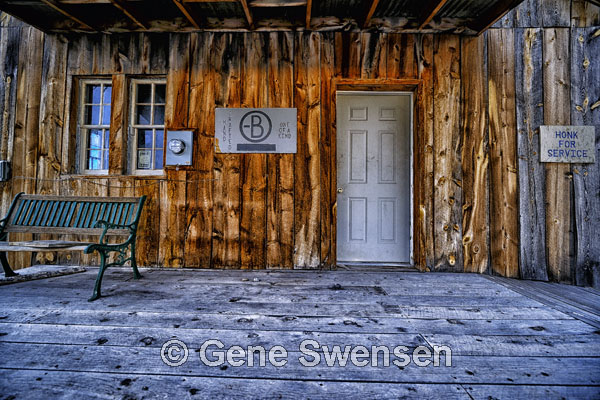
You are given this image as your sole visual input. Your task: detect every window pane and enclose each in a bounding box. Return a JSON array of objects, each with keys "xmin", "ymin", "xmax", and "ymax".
[
  {"xmin": 102, "ymin": 105, "xmax": 111, "ymax": 125},
  {"xmin": 155, "ymin": 130, "xmax": 164, "ymax": 149},
  {"xmin": 103, "ymin": 85, "xmax": 112, "ymax": 104},
  {"xmin": 103, "ymin": 129, "xmax": 110, "ymax": 148},
  {"xmin": 154, "ymin": 149, "xmax": 163, "ymax": 169},
  {"xmin": 137, "ymin": 129, "xmax": 153, "ymax": 148},
  {"xmin": 85, "ymin": 105, "xmax": 100, "ymax": 125},
  {"xmin": 102, "ymin": 150, "xmax": 109, "ymax": 170},
  {"xmin": 137, "ymin": 84, "xmax": 152, "ymax": 103},
  {"xmin": 137, "ymin": 105, "xmax": 151, "ymax": 125},
  {"xmin": 155, "ymin": 84, "xmax": 166, "ymax": 103},
  {"xmin": 153, "ymin": 105, "xmax": 165, "ymax": 125},
  {"xmin": 88, "ymin": 129, "xmax": 102, "ymax": 149},
  {"xmin": 86, "ymin": 85, "xmax": 101, "ymax": 104},
  {"xmin": 87, "ymin": 149, "xmax": 101, "ymax": 170}
]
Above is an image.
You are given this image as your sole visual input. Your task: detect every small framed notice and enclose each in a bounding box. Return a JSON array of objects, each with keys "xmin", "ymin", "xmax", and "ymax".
[
  {"xmin": 540, "ymin": 125, "xmax": 596, "ymax": 163},
  {"xmin": 137, "ymin": 149, "xmax": 152, "ymax": 169}
]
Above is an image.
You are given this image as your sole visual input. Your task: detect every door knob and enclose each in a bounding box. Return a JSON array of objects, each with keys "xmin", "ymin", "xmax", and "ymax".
[{"xmin": 337, "ymin": 187, "xmax": 344, "ymax": 193}]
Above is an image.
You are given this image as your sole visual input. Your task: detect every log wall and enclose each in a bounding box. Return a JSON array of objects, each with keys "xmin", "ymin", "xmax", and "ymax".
[{"xmin": 0, "ymin": 0, "xmax": 598, "ymax": 287}]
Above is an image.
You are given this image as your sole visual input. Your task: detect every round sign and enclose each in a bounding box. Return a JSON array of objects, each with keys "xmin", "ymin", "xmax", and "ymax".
[{"xmin": 239, "ymin": 111, "xmax": 272, "ymax": 143}]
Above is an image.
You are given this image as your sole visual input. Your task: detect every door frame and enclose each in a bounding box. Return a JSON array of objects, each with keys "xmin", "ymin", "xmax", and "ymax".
[{"xmin": 328, "ymin": 79, "xmax": 426, "ymax": 269}]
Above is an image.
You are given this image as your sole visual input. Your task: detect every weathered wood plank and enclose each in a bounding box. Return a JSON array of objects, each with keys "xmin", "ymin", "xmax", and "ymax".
[
  {"xmin": 571, "ymin": 0, "xmax": 600, "ymax": 27},
  {"xmin": 487, "ymin": 29, "xmax": 519, "ymax": 278},
  {"xmin": 465, "ymin": 385, "xmax": 600, "ymax": 400},
  {"xmin": 134, "ymin": 178, "xmax": 160, "ymax": 266},
  {"xmin": 514, "ymin": 0, "xmax": 541, "ymax": 28},
  {"xmin": 320, "ymin": 32, "xmax": 334, "ymax": 268},
  {"xmin": 0, "ymin": 370, "xmax": 471, "ymax": 400},
  {"xmin": 541, "ymin": 0, "xmax": 571, "ymax": 27},
  {"xmin": 266, "ymin": 32, "xmax": 295, "ymax": 269},
  {"xmin": 293, "ymin": 32, "xmax": 320, "ymax": 268},
  {"xmin": 387, "ymin": 34, "xmax": 417, "ymax": 79},
  {"xmin": 185, "ymin": 32, "xmax": 214, "ymax": 268},
  {"xmin": 4, "ymin": 306, "xmax": 593, "ymax": 337},
  {"xmin": 543, "ymin": 28, "xmax": 572, "ymax": 283},
  {"xmin": 416, "ymin": 34, "xmax": 435, "ymax": 270},
  {"xmin": 433, "ymin": 34, "xmax": 462, "ymax": 272},
  {"xmin": 515, "ymin": 28, "xmax": 547, "ymax": 280},
  {"xmin": 1, "ymin": 342, "xmax": 598, "ymax": 385},
  {"xmin": 108, "ymin": 74, "xmax": 126, "ymax": 175},
  {"xmin": 571, "ymin": 27, "xmax": 600, "ymax": 288},
  {"xmin": 461, "ymin": 35, "xmax": 489, "ymax": 274},
  {"xmin": 240, "ymin": 33, "xmax": 267, "ymax": 270},
  {"xmin": 212, "ymin": 34, "xmax": 242, "ymax": 268},
  {"xmin": 160, "ymin": 33, "xmax": 190, "ymax": 268},
  {"xmin": 359, "ymin": 32, "xmax": 387, "ymax": 79}
]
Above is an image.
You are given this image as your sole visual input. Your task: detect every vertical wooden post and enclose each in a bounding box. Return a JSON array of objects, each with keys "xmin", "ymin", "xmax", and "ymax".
[
  {"xmin": 488, "ymin": 29, "xmax": 519, "ymax": 278},
  {"xmin": 543, "ymin": 28, "xmax": 572, "ymax": 283},
  {"xmin": 461, "ymin": 34, "xmax": 490, "ymax": 274}
]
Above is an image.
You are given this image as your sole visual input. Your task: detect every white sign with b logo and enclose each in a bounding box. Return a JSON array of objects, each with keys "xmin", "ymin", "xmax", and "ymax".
[{"xmin": 215, "ymin": 108, "xmax": 297, "ymax": 154}]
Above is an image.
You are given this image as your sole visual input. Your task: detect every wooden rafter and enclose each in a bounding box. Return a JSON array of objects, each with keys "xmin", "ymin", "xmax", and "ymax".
[
  {"xmin": 172, "ymin": 0, "xmax": 201, "ymax": 29},
  {"xmin": 109, "ymin": 0, "xmax": 147, "ymax": 30},
  {"xmin": 239, "ymin": 0, "xmax": 254, "ymax": 29},
  {"xmin": 469, "ymin": 0, "xmax": 525, "ymax": 35},
  {"xmin": 363, "ymin": 0, "xmax": 380, "ymax": 28},
  {"xmin": 40, "ymin": 0, "xmax": 96, "ymax": 30},
  {"xmin": 418, "ymin": 0, "xmax": 450, "ymax": 30},
  {"xmin": 305, "ymin": 0, "xmax": 312, "ymax": 29},
  {"xmin": 249, "ymin": 0, "xmax": 306, "ymax": 6}
]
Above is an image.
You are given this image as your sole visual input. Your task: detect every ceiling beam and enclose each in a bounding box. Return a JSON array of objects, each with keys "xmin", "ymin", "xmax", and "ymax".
[
  {"xmin": 585, "ymin": 0, "xmax": 600, "ymax": 6},
  {"xmin": 172, "ymin": 0, "xmax": 201, "ymax": 29},
  {"xmin": 109, "ymin": 0, "xmax": 148, "ymax": 30},
  {"xmin": 239, "ymin": 0, "xmax": 254, "ymax": 29},
  {"xmin": 39, "ymin": 0, "xmax": 97, "ymax": 30},
  {"xmin": 418, "ymin": 0, "xmax": 450, "ymax": 30},
  {"xmin": 469, "ymin": 0, "xmax": 525, "ymax": 35},
  {"xmin": 249, "ymin": 0, "xmax": 306, "ymax": 6},
  {"xmin": 363, "ymin": 0, "xmax": 380, "ymax": 28},
  {"xmin": 305, "ymin": 0, "xmax": 312, "ymax": 29}
]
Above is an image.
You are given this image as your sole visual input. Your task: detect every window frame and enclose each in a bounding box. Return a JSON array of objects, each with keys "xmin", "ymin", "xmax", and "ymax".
[
  {"xmin": 129, "ymin": 78, "xmax": 167, "ymax": 176},
  {"xmin": 78, "ymin": 78, "xmax": 112, "ymax": 175}
]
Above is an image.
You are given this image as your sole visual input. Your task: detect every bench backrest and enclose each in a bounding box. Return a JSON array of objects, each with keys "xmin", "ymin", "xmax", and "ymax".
[{"xmin": 1, "ymin": 193, "xmax": 145, "ymax": 236}]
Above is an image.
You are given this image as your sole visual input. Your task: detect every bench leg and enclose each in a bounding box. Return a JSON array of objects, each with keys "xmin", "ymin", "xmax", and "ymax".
[
  {"xmin": 130, "ymin": 242, "xmax": 142, "ymax": 280},
  {"xmin": 89, "ymin": 252, "xmax": 108, "ymax": 302},
  {"xmin": 0, "ymin": 251, "xmax": 18, "ymax": 277}
]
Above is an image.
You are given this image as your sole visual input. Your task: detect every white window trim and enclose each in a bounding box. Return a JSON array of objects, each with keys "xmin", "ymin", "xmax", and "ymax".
[
  {"xmin": 130, "ymin": 78, "xmax": 167, "ymax": 176},
  {"xmin": 79, "ymin": 78, "xmax": 112, "ymax": 175}
]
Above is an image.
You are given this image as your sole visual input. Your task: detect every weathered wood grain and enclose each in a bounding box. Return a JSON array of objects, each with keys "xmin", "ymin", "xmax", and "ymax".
[
  {"xmin": 515, "ymin": 28, "xmax": 548, "ymax": 281},
  {"xmin": 543, "ymin": 28, "xmax": 572, "ymax": 283},
  {"xmin": 433, "ymin": 34, "xmax": 463, "ymax": 272},
  {"xmin": 240, "ymin": 33, "xmax": 267, "ymax": 270},
  {"xmin": 212, "ymin": 34, "xmax": 242, "ymax": 268},
  {"xmin": 461, "ymin": 35, "xmax": 489, "ymax": 274},
  {"xmin": 416, "ymin": 34, "xmax": 435, "ymax": 271},
  {"xmin": 541, "ymin": 0, "xmax": 571, "ymax": 27},
  {"xmin": 514, "ymin": 0, "xmax": 541, "ymax": 28},
  {"xmin": 160, "ymin": 33, "xmax": 189, "ymax": 268},
  {"xmin": 134, "ymin": 178, "xmax": 160, "ymax": 266},
  {"xmin": 571, "ymin": 0, "xmax": 600, "ymax": 27},
  {"xmin": 487, "ymin": 29, "xmax": 519, "ymax": 278},
  {"xmin": 185, "ymin": 32, "xmax": 214, "ymax": 268},
  {"xmin": 359, "ymin": 32, "xmax": 387, "ymax": 79},
  {"xmin": 293, "ymin": 32, "xmax": 321, "ymax": 268},
  {"xmin": 387, "ymin": 34, "xmax": 417, "ymax": 79},
  {"xmin": 571, "ymin": 27, "xmax": 600, "ymax": 288},
  {"xmin": 320, "ymin": 32, "xmax": 334, "ymax": 268},
  {"xmin": 108, "ymin": 74, "xmax": 126, "ymax": 175},
  {"xmin": 266, "ymin": 32, "xmax": 294, "ymax": 269}
]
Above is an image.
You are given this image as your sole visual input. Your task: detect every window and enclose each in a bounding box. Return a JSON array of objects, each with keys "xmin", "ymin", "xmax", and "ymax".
[
  {"xmin": 79, "ymin": 79, "xmax": 111, "ymax": 173},
  {"xmin": 131, "ymin": 79, "xmax": 166, "ymax": 173}
]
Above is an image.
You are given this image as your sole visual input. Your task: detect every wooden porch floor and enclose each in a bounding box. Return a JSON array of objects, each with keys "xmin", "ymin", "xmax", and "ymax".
[{"xmin": 0, "ymin": 267, "xmax": 599, "ymax": 399}]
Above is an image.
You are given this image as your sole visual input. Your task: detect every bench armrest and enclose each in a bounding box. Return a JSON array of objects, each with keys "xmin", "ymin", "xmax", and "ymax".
[{"xmin": 94, "ymin": 220, "xmax": 137, "ymax": 244}]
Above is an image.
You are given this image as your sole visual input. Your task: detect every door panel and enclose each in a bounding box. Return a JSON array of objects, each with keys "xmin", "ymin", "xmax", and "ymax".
[{"xmin": 336, "ymin": 93, "xmax": 411, "ymax": 263}]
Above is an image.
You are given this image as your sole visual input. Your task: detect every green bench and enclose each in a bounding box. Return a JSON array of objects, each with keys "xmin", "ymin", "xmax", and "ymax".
[{"xmin": 0, "ymin": 193, "xmax": 146, "ymax": 301}]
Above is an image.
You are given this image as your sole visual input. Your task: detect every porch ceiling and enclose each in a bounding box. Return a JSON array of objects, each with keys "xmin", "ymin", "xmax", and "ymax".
[{"xmin": 0, "ymin": 0, "xmax": 530, "ymax": 35}]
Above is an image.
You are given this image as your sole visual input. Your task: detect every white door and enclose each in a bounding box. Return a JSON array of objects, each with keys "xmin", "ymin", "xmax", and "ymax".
[{"xmin": 336, "ymin": 92, "xmax": 411, "ymax": 263}]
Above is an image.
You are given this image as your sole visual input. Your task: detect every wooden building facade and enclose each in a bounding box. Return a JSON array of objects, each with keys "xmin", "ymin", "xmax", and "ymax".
[{"xmin": 0, "ymin": 0, "xmax": 598, "ymax": 287}]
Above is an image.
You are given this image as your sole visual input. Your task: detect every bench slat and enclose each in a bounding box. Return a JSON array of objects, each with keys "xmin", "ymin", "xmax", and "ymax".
[{"xmin": 20, "ymin": 199, "xmax": 35, "ymax": 226}]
